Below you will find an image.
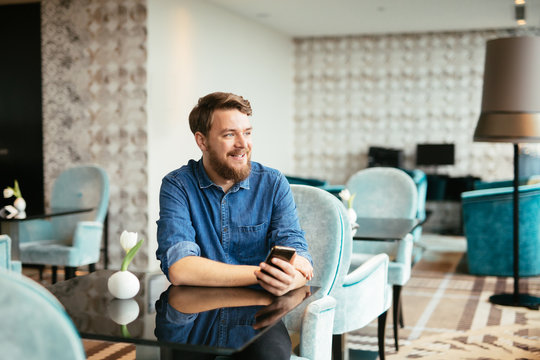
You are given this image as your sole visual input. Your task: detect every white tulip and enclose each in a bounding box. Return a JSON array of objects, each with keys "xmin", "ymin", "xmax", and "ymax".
[
  {"xmin": 120, "ymin": 230, "xmax": 138, "ymax": 253},
  {"xmin": 3, "ymin": 188, "xmax": 13, "ymax": 198},
  {"xmin": 339, "ymin": 189, "xmax": 351, "ymax": 201}
]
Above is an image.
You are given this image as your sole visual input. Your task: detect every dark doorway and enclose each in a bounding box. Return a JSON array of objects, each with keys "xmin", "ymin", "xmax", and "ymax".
[{"xmin": 0, "ymin": 2, "xmax": 44, "ymax": 215}]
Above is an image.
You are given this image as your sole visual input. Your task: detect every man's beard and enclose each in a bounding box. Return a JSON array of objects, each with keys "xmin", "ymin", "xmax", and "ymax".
[{"xmin": 207, "ymin": 146, "xmax": 251, "ymax": 183}]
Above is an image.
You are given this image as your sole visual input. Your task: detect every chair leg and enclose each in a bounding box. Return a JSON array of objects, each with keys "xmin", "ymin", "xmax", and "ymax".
[
  {"xmin": 52, "ymin": 266, "xmax": 58, "ymax": 284},
  {"xmin": 65, "ymin": 266, "xmax": 77, "ymax": 280},
  {"xmin": 378, "ymin": 310, "xmax": 387, "ymax": 360},
  {"xmin": 393, "ymin": 285, "xmax": 402, "ymax": 351},
  {"xmin": 332, "ymin": 334, "xmax": 343, "ymax": 360},
  {"xmin": 38, "ymin": 265, "xmax": 44, "ymax": 281},
  {"xmin": 399, "ymin": 301, "xmax": 404, "ymax": 328}
]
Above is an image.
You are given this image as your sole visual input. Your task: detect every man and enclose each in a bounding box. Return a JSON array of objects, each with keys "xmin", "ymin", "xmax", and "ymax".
[{"xmin": 156, "ymin": 92, "xmax": 313, "ymax": 297}]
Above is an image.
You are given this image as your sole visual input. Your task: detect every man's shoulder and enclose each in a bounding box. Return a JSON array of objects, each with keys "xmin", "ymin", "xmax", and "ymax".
[
  {"xmin": 163, "ymin": 160, "xmax": 199, "ymax": 183},
  {"xmin": 250, "ymin": 161, "xmax": 283, "ymax": 180}
]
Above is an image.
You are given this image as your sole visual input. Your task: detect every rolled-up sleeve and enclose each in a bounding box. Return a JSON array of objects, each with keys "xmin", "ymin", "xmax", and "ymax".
[
  {"xmin": 156, "ymin": 174, "xmax": 200, "ymax": 279},
  {"xmin": 269, "ymin": 174, "xmax": 313, "ymax": 264}
]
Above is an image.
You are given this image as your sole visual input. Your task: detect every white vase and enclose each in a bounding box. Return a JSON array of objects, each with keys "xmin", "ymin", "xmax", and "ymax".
[
  {"xmin": 13, "ymin": 197, "xmax": 26, "ymax": 218},
  {"xmin": 107, "ymin": 271, "xmax": 140, "ymax": 299},
  {"xmin": 13, "ymin": 197, "xmax": 26, "ymax": 211},
  {"xmin": 107, "ymin": 299, "xmax": 140, "ymax": 325}
]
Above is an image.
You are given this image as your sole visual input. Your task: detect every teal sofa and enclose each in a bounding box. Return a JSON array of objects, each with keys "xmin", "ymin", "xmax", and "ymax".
[{"xmin": 461, "ymin": 182, "xmax": 540, "ymax": 276}]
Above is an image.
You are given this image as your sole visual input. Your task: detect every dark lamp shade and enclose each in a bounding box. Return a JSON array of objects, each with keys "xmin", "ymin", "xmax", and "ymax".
[{"xmin": 474, "ymin": 36, "xmax": 540, "ymax": 143}]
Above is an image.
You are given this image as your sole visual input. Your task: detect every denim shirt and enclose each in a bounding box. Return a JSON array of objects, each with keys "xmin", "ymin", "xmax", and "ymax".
[
  {"xmin": 156, "ymin": 159, "xmax": 311, "ymax": 278},
  {"xmin": 154, "ymin": 287, "xmax": 266, "ymax": 350}
]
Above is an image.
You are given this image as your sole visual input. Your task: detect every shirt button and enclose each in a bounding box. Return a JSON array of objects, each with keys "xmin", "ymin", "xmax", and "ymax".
[{"xmin": 223, "ymin": 227, "xmax": 228, "ymax": 232}]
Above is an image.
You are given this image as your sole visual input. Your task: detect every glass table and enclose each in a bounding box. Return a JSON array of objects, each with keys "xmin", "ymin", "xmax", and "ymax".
[
  {"xmin": 353, "ymin": 217, "xmax": 419, "ymax": 241},
  {"xmin": 0, "ymin": 207, "xmax": 94, "ymax": 260},
  {"xmin": 47, "ymin": 270, "xmax": 316, "ymax": 359}
]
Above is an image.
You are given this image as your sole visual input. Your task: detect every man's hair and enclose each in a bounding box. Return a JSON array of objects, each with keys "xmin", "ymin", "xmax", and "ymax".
[{"xmin": 189, "ymin": 92, "xmax": 252, "ymax": 136}]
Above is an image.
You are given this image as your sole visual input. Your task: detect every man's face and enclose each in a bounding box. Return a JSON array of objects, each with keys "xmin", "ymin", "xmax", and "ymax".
[{"xmin": 203, "ymin": 109, "xmax": 253, "ymax": 183}]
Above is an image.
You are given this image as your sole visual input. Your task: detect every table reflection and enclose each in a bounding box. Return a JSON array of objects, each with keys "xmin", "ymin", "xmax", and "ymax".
[
  {"xmin": 155, "ymin": 285, "xmax": 312, "ymax": 353},
  {"xmin": 47, "ymin": 270, "xmax": 316, "ymax": 358}
]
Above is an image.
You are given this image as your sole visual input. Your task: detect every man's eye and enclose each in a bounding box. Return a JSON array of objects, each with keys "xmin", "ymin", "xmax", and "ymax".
[
  {"xmin": 244, "ymin": 131, "xmax": 252, "ymax": 136},
  {"xmin": 224, "ymin": 133, "xmax": 234, "ymax": 137}
]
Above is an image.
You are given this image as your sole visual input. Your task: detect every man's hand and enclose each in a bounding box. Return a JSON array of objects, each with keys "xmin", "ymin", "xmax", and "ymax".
[
  {"xmin": 255, "ymin": 257, "xmax": 307, "ymax": 296},
  {"xmin": 293, "ymin": 255, "xmax": 314, "ymax": 280},
  {"xmin": 253, "ymin": 286, "xmax": 311, "ymax": 329}
]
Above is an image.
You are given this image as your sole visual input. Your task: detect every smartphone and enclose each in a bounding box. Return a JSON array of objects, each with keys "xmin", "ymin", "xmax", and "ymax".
[{"xmin": 264, "ymin": 245, "xmax": 296, "ymax": 268}]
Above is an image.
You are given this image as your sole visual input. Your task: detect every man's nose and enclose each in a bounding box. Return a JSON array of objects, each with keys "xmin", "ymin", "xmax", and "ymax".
[{"xmin": 236, "ymin": 134, "xmax": 248, "ymax": 148}]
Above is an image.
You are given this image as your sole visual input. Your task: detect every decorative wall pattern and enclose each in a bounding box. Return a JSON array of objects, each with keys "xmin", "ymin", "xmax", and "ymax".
[
  {"xmin": 293, "ymin": 28, "xmax": 540, "ymax": 232},
  {"xmin": 293, "ymin": 28, "xmax": 540, "ymax": 186},
  {"xmin": 41, "ymin": 0, "xmax": 148, "ymax": 270}
]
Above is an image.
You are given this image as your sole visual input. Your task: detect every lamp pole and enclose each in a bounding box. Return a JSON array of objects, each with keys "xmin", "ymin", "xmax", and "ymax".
[{"xmin": 488, "ymin": 144, "xmax": 539, "ymax": 309}]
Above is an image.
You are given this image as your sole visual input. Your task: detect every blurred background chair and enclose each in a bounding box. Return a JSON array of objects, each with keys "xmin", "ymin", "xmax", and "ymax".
[
  {"xmin": 19, "ymin": 165, "xmax": 109, "ymax": 283},
  {"xmin": 0, "ymin": 270, "xmax": 86, "ymax": 359},
  {"xmin": 346, "ymin": 167, "xmax": 418, "ymax": 351},
  {"xmin": 400, "ymin": 169, "xmax": 428, "ymax": 264},
  {"xmin": 285, "ymin": 175, "xmax": 345, "ymax": 198},
  {"xmin": 0, "ymin": 234, "xmax": 21, "ymax": 272},
  {"xmin": 286, "ymin": 185, "xmax": 392, "ymax": 360},
  {"xmin": 462, "ymin": 182, "xmax": 540, "ymax": 276}
]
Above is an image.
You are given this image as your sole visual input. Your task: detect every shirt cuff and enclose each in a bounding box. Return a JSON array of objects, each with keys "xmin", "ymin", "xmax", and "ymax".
[
  {"xmin": 166, "ymin": 241, "xmax": 201, "ymax": 274},
  {"xmin": 296, "ymin": 250, "xmax": 313, "ymax": 265},
  {"xmin": 166, "ymin": 303, "xmax": 199, "ymax": 325}
]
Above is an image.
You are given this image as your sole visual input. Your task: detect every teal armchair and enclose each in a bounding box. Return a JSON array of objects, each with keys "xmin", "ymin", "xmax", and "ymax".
[
  {"xmin": 19, "ymin": 165, "xmax": 109, "ymax": 282},
  {"xmin": 401, "ymin": 169, "xmax": 428, "ymax": 263},
  {"xmin": 346, "ymin": 167, "xmax": 418, "ymax": 351},
  {"xmin": 0, "ymin": 235, "xmax": 21, "ymax": 272},
  {"xmin": 0, "ymin": 270, "xmax": 86, "ymax": 359},
  {"xmin": 462, "ymin": 183, "xmax": 540, "ymax": 276},
  {"xmin": 286, "ymin": 185, "xmax": 392, "ymax": 360}
]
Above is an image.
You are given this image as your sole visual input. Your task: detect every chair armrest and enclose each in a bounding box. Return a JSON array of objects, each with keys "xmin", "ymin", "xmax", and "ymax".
[
  {"xmin": 394, "ymin": 233, "xmax": 413, "ymax": 265},
  {"xmin": 330, "ymin": 253, "xmax": 391, "ymax": 333},
  {"xmin": 343, "ymin": 253, "xmax": 389, "ymax": 287},
  {"xmin": 10, "ymin": 261, "xmax": 22, "ymax": 273},
  {"xmin": 299, "ymin": 296, "xmax": 336, "ymax": 360},
  {"xmin": 72, "ymin": 221, "xmax": 104, "ymax": 264},
  {"xmin": 462, "ymin": 183, "xmax": 540, "ymax": 202}
]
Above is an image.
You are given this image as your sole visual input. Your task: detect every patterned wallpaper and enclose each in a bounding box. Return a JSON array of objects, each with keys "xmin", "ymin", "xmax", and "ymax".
[
  {"xmin": 293, "ymin": 28, "xmax": 540, "ymax": 232},
  {"xmin": 293, "ymin": 28, "xmax": 540, "ymax": 186},
  {"xmin": 41, "ymin": 0, "xmax": 148, "ymax": 269}
]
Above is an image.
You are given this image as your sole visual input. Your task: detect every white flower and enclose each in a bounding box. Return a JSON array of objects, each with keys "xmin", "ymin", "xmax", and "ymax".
[
  {"xmin": 120, "ymin": 230, "xmax": 138, "ymax": 253},
  {"xmin": 339, "ymin": 189, "xmax": 351, "ymax": 202},
  {"xmin": 347, "ymin": 207, "xmax": 358, "ymax": 225},
  {"xmin": 4, "ymin": 205, "xmax": 17, "ymax": 219},
  {"xmin": 340, "ymin": 188, "xmax": 356, "ymax": 209},
  {"xmin": 3, "ymin": 188, "xmax": 13, "ymax": 198}
]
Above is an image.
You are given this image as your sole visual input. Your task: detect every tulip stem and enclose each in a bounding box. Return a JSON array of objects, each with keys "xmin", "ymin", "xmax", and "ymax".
[
  {"xmin": 121, "ymin": 239, "xmax": 144, "ymax": 271},
  {"xmin": 348, "ymin": 194, "xmax": 356, "ymax": 209}
]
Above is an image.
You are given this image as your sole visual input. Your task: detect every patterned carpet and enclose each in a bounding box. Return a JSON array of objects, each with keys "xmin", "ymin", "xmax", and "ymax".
[
  {"xmin": 347, "ymin": 234, "xmax": 540, "ymax": 360},
  {"xmin": 26, "ymin": 234, "xmax": 540, "ymax": 360}
]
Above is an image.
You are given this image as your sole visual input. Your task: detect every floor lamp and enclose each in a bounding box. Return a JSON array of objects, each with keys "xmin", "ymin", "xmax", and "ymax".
[{"xmin": 474, "ymin": 36, "xmax": 540, "ymax": 309}]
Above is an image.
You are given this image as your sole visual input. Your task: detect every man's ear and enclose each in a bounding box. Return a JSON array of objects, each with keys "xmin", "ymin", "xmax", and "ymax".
[{"xmin": 194, "ymin": 132, "xmax": 207, "ymax": 151}]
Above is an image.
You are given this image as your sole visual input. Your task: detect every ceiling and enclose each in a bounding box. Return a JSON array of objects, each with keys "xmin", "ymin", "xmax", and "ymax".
[{"xmin": 205, "ymin": 0, "xmax": 540, "ymax": 37}]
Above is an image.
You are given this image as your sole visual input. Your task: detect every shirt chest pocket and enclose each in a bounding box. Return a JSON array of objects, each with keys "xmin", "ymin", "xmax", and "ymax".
[{"xmin": 231, "ymin": 222, "xmax": 268, "ymax": 265}]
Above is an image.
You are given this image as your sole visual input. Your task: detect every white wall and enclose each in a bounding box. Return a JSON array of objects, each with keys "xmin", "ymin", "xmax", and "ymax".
[{"xmin": 146, "ymin": 0, "xmax": 294, "ymax": 269}]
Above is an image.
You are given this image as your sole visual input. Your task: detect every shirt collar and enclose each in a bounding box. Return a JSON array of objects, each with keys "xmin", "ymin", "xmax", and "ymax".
[{"xmin": 195, "ymin": 158, "xmax": 251, "ymax": 191}]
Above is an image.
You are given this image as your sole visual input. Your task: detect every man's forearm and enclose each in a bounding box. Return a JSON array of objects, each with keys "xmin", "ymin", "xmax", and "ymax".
[
  {"xmin": 169, "ymin": 286, "xmax": 273, "ymax": 314},
  {"xmin": 169, "ymin": 256, "xmax": 259, "ymax": 287}
]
